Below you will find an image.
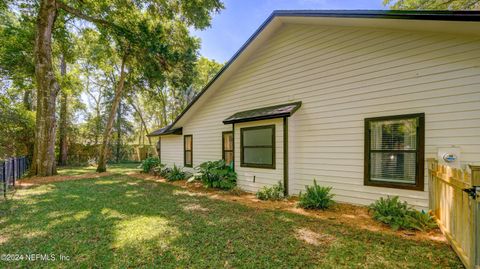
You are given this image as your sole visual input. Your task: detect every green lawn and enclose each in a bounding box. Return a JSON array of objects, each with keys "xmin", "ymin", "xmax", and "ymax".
[{"xmin": 0, "ymin": 164, "xmax": 462, "ymax": 268}]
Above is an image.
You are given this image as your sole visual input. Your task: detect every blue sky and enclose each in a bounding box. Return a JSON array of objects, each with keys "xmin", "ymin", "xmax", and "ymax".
[{"xmin": 192, "ymin": 0, "xmax": 385, "ymax": 63}]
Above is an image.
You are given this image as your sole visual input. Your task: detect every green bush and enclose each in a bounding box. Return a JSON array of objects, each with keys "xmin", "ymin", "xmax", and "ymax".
[
  {"xmin": 152, "ymin": 163, "xmax": 166, "ymax": 175},
  {"xmin": 369, "ymin": 196, "xmax": 437, "ymax": 231},
  {"xmin": 197, "ymin": 160, "xmax": 237, "ymax": 190},
  {"xmin": 298, "ymin": 180, "xmax": 334, "ymax": 210},
  {"xmin": 256, "ymin": 181, "xmax": 284, "ymax": 201},
  {"xmin": 165, "ymin": 164, "xmax": 187, "ymax": 181},
  {"xmin": 139, "ymin": 157, "xmax": 161, "ymax": 173}
]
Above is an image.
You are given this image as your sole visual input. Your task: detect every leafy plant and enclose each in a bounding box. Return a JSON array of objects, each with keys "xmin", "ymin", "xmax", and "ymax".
[
  {"xmin": 256, "ymin": 181, "xmax": 284, "ymax": 201},
  {"xmin": 165, "ymin": 164, "xmax": 187, "ymax": 181},
  {"xmin": 152, "ymin": 163, "xmax": 166, "ymax": 175},
  {"xmin": 298, "ymin": 180, "xmax": 334, "ymax": 210},
  {"xmin": 139, "ymin": 157, "xmax": 161, "ymax": 173},
  {"xmin": 369, "ymin": 196, "xmax": 437, "ymax": 231},
  {"xmin": 197, "ymin": 160, "xmax": 237, "ymax": 190}
]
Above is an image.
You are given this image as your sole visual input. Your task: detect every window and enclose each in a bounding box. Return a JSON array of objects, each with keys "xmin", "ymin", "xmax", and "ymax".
[
  {"xmin": 222, "ymin": 131, "xmax": 234, "ymax": 166},
  {"xmin": 241, "ymin": 125, "xmax": 275, "ymax": 169},
  {"xmin": 184, "ymin": 135, "xmax": 192, "ymax": 167},
  {"xmin": 364, "ymin": 113, "xmax": 424, "ymax": 191}
]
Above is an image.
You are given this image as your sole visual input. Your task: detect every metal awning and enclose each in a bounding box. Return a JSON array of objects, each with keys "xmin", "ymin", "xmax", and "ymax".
[
  {"xmin": 147, "ymin": 125, "xmax": 183, "ymax": 137},
  {"xmin": 223, "ymin": 101, "xmax": 302, "ymax": 124}
]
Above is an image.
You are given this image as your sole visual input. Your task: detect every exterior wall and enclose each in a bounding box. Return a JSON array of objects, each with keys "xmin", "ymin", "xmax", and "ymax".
[
  {"xmin": 159, "ymin": 135, "xmax": 184, "ymax": 169},
  {"xmin": 162, "ymin": 23, "xmax": 480, "ymax": 209}
]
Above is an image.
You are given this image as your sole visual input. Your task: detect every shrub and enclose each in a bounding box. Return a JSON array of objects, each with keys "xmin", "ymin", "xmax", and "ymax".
[
  {"xmin": 139, "ymin": 157, "xmax": 161, "ymax": 173},
  {"xmin": 165, "ymin": 164, "xmax": 187, "ymax": 181},
  {"xmin": 152, "ymin": 163, "xmax": 166, "ymax": 175},
  {"xmin": 256, "ymin": 181, "xmax": 284, "ymax": 201},
  {"xmin": 197, "ymin": 160, "xmax": 237, "ymax": 190},
  {"xmin": 298, "ymin": 180, "xmax": 334, "ymax": 210},
  {"xmin": 369, "ymin": 196, "xmax": 437, "ymax": 231}
]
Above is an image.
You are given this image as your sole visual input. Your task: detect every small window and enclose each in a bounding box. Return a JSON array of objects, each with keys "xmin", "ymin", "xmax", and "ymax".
[
  {"xmin": 241, "ymin": 125, "xmax": 275, "ymax": 169},
  {"xmin": 364, "ymin": 113, "xmax": 424, "ymax": 191},
  {"xmin": 184, "ymin": 135, "xmax": 192, "ymax": 167},
  {"xmin": 222, "ymin": 131, "xmax": 234, "ymax": 166}
]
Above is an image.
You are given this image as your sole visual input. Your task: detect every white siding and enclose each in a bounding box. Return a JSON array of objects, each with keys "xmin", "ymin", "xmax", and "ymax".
[
  {"xmin": 159, "ymin": 135, "xmax": 184, "ymax": 169},
  {"xmin": 162, "ymin": 23, "xmax": 480, "ymax": 210}
]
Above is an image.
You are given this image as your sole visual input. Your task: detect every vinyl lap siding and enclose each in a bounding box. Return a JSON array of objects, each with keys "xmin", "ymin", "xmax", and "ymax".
[{"xmin": 171, "ymin": 23, "xmax": 480, "ymax": 209}]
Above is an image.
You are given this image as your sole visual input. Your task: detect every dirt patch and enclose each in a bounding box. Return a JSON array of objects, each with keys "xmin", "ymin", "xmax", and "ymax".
[
  {"xmin": 129, "ymin": 172, "xmax": 447, "ymax": 243},
  {"xmin": 17, "ymin": 172, "xmax": 111, "ymax": 187},
  {"xmin": 295, "ymin": 228, "xmax": 335, "ymax": 246}
]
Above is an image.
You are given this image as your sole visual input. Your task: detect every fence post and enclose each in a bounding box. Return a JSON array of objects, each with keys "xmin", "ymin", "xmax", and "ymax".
[{"xmin": 469, "ymin": 165, "xmax": 480, "ymax": 269}]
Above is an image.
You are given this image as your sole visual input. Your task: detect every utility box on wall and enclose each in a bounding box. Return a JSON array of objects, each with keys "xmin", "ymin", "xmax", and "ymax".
[{"xmin": 437, "ymin": 146, "xmax": 461, "ymax": 168}]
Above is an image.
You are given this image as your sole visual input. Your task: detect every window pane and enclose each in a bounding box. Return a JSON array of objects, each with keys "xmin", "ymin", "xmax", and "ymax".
[
  {"xmin": 243, "ymin": 128, "xmax": 273, "ymax": 146},
  {"xmin": 185, "ymin": 151, "xmax": 192, "ymax": 165},
  {"xmin": 370, "ymin": 118, "xmax": 417, "ymax": 150},
  {"xmin": 243, "ymin": 148, "xmax": 272, "ymax": 165},
  {"xmin": 224, "ymin": 152, "xmax": 234, "ymax": 166},
  {"xmin": 370, "ymin": 152, "xmax": 416, "ymax": 184},
  {"xmin": 223, "ymin": 133, "xmax": 233, "ymax": 150},
  {"xmin": 185, "ymin": 136, "xmax": 192, "ymax": 150}
]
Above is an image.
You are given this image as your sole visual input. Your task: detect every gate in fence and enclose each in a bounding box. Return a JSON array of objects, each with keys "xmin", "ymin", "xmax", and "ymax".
[
  {"xmin": 428, "ymin": 159, "xmax": 480, "ymax": 269},
  {"xmin": 0, "ymin": 156, "xmax": 29, "ymax": 198}
]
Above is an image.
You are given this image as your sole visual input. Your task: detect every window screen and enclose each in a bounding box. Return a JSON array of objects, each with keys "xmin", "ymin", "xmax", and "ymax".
[
  {"xmin": 365, "ymin": 114, "xmax": 424, "ymax": 190},
  {"xmin": 241, "ymin": 125, "xmax": 275, "ymax": 169}
]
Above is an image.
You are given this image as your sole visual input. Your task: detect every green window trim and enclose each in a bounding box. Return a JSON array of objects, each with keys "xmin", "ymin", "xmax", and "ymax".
[
  {"xmin": 240, "ymin": 125, "xmax": 276, "ymax": 169},
  {"xmin": 184, "ymin": 135, "xmax": 193, "ymax": 168},
  {"xmin": 364, "ymin": 113, "xmax": 425, "ymax": 191}
]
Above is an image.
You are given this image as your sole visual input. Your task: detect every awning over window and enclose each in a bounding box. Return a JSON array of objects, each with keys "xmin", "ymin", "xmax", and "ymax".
[
  {"xmin": 223, "ymin": 101, "xmax": 302, "ymax": 124},
  {"xmin": 147, "ymin": 125, "xmax": 183, "ymax": 137}
]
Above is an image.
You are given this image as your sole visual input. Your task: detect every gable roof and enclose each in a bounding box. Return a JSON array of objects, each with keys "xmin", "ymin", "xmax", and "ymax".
[{"xmin": 149, "ymin": 10, "xmax": 480, "ymax": 136}]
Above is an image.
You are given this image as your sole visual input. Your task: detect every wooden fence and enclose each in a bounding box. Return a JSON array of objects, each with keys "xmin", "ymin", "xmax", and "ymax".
[
  {"xmin": 428, "ymin": 159, "xmax": 480, "ymax": 269},
  {"xmin": 0, "ymin": 156, "xmax": 29, "ymax": 198}
]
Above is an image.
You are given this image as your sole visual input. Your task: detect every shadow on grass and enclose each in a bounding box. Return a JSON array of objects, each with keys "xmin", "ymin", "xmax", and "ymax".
[{"xmin": 0, "ymin": 175, "xmax": 463, "ymax": 268}]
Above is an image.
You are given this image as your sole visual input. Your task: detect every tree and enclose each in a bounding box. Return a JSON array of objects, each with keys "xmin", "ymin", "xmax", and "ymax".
[
  {"xmin": 12, "ymin": 0, "xmax": 223, "ymax": 176},
  {"xmin": 384, "ymin": 0, "xmax": 480, "ymax": 9}
]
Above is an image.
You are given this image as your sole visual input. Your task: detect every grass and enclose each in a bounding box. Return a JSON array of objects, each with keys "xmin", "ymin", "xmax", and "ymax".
[{"xmin": 0, "ymin": 164, "xmax": 463, "ymax": 268}]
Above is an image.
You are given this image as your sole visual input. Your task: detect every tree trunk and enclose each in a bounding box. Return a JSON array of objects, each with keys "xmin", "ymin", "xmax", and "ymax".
[
  {"xmin": 32, "ymin": 0, "xmax": 59, "ymax": 176},
  {"xmin": 131, "ymin": 101, "xmax": 152, "ymax": 145},
  {"xmin": 116, "ymin": 101, "xmax": 121, "ymax": 163},
  {"xmin": 96, "ymin": 55, "xmax": 127, "ymax": 172},
  {"xmin": 58, "ymin": 54, "xmax": 68, "ymax": 166}
]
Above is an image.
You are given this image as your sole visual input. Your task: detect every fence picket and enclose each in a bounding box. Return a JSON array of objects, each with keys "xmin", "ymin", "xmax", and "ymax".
[{"xmin": 428, "ymin": 159, "xmax": 480, "ymax": 269}]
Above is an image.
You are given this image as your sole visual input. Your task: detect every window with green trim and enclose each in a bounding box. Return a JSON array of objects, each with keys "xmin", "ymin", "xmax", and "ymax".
[
  {"xmin": 184, "ymin": 135, "xmax": 192, "ymax": 167},
  {"xmin": 364, "ymin": 113, "xmax": 424, "ymax": 191},
  {"xmin": 240, "ymin": 125, "xmax": 275, "ymax": 169}
]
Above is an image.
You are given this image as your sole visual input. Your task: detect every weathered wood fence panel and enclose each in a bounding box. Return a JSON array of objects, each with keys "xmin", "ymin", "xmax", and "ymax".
[
  {"xmin": 1, "ymin": 156, "xmax": 29, "ymax": 198},
  {"xmin": 428, "ymin": 159, "xmax": 480, "ymax": 269}
]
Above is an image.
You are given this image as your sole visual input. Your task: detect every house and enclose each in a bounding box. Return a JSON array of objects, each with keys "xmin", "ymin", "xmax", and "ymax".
[{"xmin": 148, "ymin": 10, "xmax": 480, "ymax": 210}]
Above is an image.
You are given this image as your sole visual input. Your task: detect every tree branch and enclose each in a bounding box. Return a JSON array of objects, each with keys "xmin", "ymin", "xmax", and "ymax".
[{"xmin": 56, "ymin": 1, "xmax": 113, "ymax": 28}]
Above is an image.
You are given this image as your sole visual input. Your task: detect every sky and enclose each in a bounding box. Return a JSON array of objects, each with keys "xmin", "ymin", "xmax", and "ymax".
[{"xmin": 192, "ymin": 0, "xmax": 385, "ymax": 63}]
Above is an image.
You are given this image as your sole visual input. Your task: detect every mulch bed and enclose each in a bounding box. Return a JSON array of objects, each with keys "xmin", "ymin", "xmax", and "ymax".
[{"xmin": 128, "ymin": 172, "xmax": 447, "ymax": 243}]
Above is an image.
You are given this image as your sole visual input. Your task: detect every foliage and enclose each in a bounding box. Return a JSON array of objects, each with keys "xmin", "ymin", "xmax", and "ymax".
[
  {"xmin": 298, "ymin": 180, "xmax": 335, "ymax": 210},
  {"xmin": 256, "ymin": 181, "xmax": 285, "ymax": 201},
  {"xmin": 0, "ymin": 96, "xmax": 35, "ymax": 158},
  {"xmin": 383, "ymin": 0, "xmax": 480, "ymax": 10},
  {"xmin": 139, "ymin": 157, "xmax": 161, "ymax": 173},
  {"xmin": 197, "ymin": 160, "xmax": 237, "ymax": 189},
  {"xmin": 369, "ymin": 196, "xmax": 437, "ymax": 231},
  {"xmin": 164, "ymin": 164, "xmax": 187, "ymax": 181}
]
